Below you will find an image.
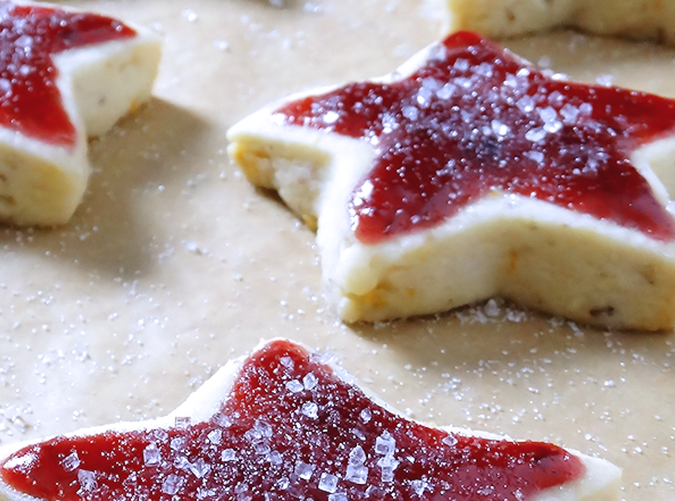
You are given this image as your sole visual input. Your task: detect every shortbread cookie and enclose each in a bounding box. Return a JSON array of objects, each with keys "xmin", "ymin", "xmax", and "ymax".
[
  {"xmin": 0, "ymin": 0, "xmax": 161, "ymax": 226},
  {"xmin": 433, "ymin": 0, "xmax": 675, "ymax": 43},
  {"xmin": 228, "ymin": 31, "xmax": 675, "ymax": 330},
  {"xmin": 0, "ymin": 339, "xmax": 621, "ymax": 501}
]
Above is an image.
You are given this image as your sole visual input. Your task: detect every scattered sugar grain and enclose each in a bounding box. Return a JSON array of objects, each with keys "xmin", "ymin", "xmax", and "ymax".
[
  {"xmin": 411, "ymin": 479, "xmax": 430, "ymax": 496},
  {"xmin": 213, "ymin": 413, "xmax": 232, "ymax": 428},
  {"xmin": 442, "ymin": 434, "xmax": 458, "ymax": 446},
  {"xmin": 207, "ymin": 428, "xmax": 222, "ymax": 444},
  {"xmin": 352, "ymin": 428, "xmax": 366, "ymax": 441},
  {"xmin": 161, "ymin": 474, "xmax": 184, "ymax": 495},
  {"xmin": 286, "ymin": 380, "xmax": 304, "ymax": 393},
  {"xmin": 323, "ymin": 111, "xmax": 340, "ymax": 124},
  {"xmin": 560, "ymin": 103, "xmax": 580, "ymax": 124},
  {"xmin": 303, "ymin": 372, "xmax": 318, "ymax": 390},
  {"xmin": 61, "ymin": 451, "xmax": 81, "ymax": 471},
  {"xmin": 255, "ymin": 443, "xmax": 271, "ymax": 455},
  {"xmin": 171, "ymin": 436, "xmax": 187, "ymax": 451},
  {"xmin": 525, "ymin": 127, "xmax": 546, "ymax": 143},
  {"xmin": 345, "ymin": 445, "xmax": 368, "ymax": 484},
  {"xmin": 437, "ymin": 83, "xmax": 455, "ymax": 100},
  {"xmin": 174, "ymin": 455, "xmax": 190, "ymax": 470},
  {"xmin": 490, "ymin": 119, "xmax": 510, "ymax": 138},
  {"xmin": 537, "ymin": 56, "xmax": 552, "ymax": 68},
  {"xmin": 213, "ymin": 39, "xmax": 230, "ymax": 51},
  {"xmin": 596, "ymin": 75, "xmax": 613, "ymax": 86},
  {"xmin": 143, "ymin": 442, "xmax": 161, "ymax": 465},
  {"xmin": 402, "ymin": 106, "xmax": 419, "ymax": 120},
  {"xmin": 174, "ymin": 416, "xmax": 190, "ymax": 429},
  {"xmin": 181, "ymin": 9, "xmax": 198, "ymax": 22},
  {"xmin": 303, "ymin": 2, "xmax": 323, "ymax": 13},
  {"xmin": 245, "ymin": 420, "xmax": 272, "ymax": 442},
  {"xmin": 525, "ymin": 150, "xmax": 545, "ymax": 163},
  {"xmin": 77, "ymin": 470, "xmax": 97, "ymax": 492},
  {"xmin": 483, "ymin": 298, "xmax": 500, "ymax": 317},
  {"xmin": 319, "ymin": 472, "xmax": 338, "ymax": 493},
  {"xmin": 189, "ymin": 458, "xmax": 210, "ymax": 478},
  {"xmin": 152, "ymin": 429, "xmax": 169, "ymax": 441},
  {"xmin": 294, "ymin": 460, "xmax": 315, "ymax": 480},
  {"xmin": 454, "ymin": 58, "xmax": 470, "ymax": 72},
  {"xmin": 543, "ymin": 120, "xmax": 563, "ymax": 134},
  {"xmin": 377, "ymin": 454, "xmax": 399, "ymax": 482},
  {"xmin": 183, "ymin": 240, "xmax": 205, "ymax": 255},
  {"xmin": 301, "ymin": 401, "xmax": 319, "ymax": 418}
]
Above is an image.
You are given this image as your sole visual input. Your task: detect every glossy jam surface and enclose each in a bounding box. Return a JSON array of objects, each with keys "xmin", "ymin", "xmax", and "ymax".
[
  {"xmin": 0, "ymin": 1, "xmax": 136, "ymax": 147},
  {"xmin": 1, "ymin": 340, "xmax": 583, "ymax": 501},
  {"xmin": 277, "ymin": 31, "xmax": 675, "ymax": 243}
]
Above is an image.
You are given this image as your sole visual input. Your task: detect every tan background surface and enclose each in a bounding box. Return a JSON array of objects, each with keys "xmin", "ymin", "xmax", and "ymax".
[{"xmin": 1, "ymin": 1, "xmax": 675, "ymax": 499}]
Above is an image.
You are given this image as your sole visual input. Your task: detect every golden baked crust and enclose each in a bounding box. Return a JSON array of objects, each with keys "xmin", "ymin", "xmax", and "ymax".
[
  {"xmin": 437, "ymin": 0, "xmax": 675, "ymax": 43},
  {"xmin": 0, "ymin": 1, "xmax": 161, "ymax": 226},
  {"xmin": 228, "ymin": 35, "xmax": 675, "ymax": 330},
  {"xmin": 0, "ymin": 339, "xmax": 622, "ymax": 501}
]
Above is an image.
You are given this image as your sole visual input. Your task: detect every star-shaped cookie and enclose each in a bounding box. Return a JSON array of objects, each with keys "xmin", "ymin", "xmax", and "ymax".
[
  {"xmin": 0, "ymin": 0, "xmax": 161, "ymax": 226},
  {"xmin": 0, "ymin": 339, "xmax": 620, "ymax": 501},
  {"xmin": 435, "ymin": 0, "xmax": 675, "ymax": 43},
  {"xmin": 228, "ymin": 31, "xmax": 675, "ymax": 330}
]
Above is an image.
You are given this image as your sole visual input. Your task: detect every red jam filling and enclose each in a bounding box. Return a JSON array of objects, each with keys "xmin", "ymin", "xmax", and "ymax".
[
  {"xmin": 276, "ymin": 31, "xmax": 675, "ymax": 243},
  {"xmin": 0, "ymin": 1, "xmax": 136, "ymax": 147},
  {"xmin": 1, "ymin": 340, "xmax": 584, "ymax": 501}
]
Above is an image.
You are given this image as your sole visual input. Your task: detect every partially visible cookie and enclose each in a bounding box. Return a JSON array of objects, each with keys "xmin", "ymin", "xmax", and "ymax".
[
  {"xmin": 0, "ymin": 1, "xmax": 161, "ymax": 226},
  {"xmin": 228, "ymin": 31, "xmax": 675, "ymax": 330},
  {"xmin": 0, "ymin": 339, "xmax": 621, "ymax": 501},
  {"xmin": 433, "ymin": 0, "xmax": 675, "ymax": 43}
]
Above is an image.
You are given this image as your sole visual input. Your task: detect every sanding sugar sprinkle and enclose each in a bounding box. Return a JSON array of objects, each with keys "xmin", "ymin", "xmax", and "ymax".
[
  {"xmin": 143, "ymin": 443, "xmax": 161, "ymax": 465},
  {"xmin": 301, "ymin": 401, "xmax": 319, "ymax": 418},
  {"xmin": 286, "ymin": 379, "xmax": 304, "ymax": 393},
  {"xmin": 60, "ymin": 451, "xmax": 80, "ymax": 472},
  {"xmin": 2, "ymin": 342, "xmax": 591, "ymax": 501},
  {"xmin": 76, "ymin": 470, "xmax": 97, "ymax": 492},
  {"xmin": 294, "ymin": 460, "xmax": 315, "ymax": 481},
  {"xmin": 318, "ymin": 472, "xmax": 339, "ymax": 493}
]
